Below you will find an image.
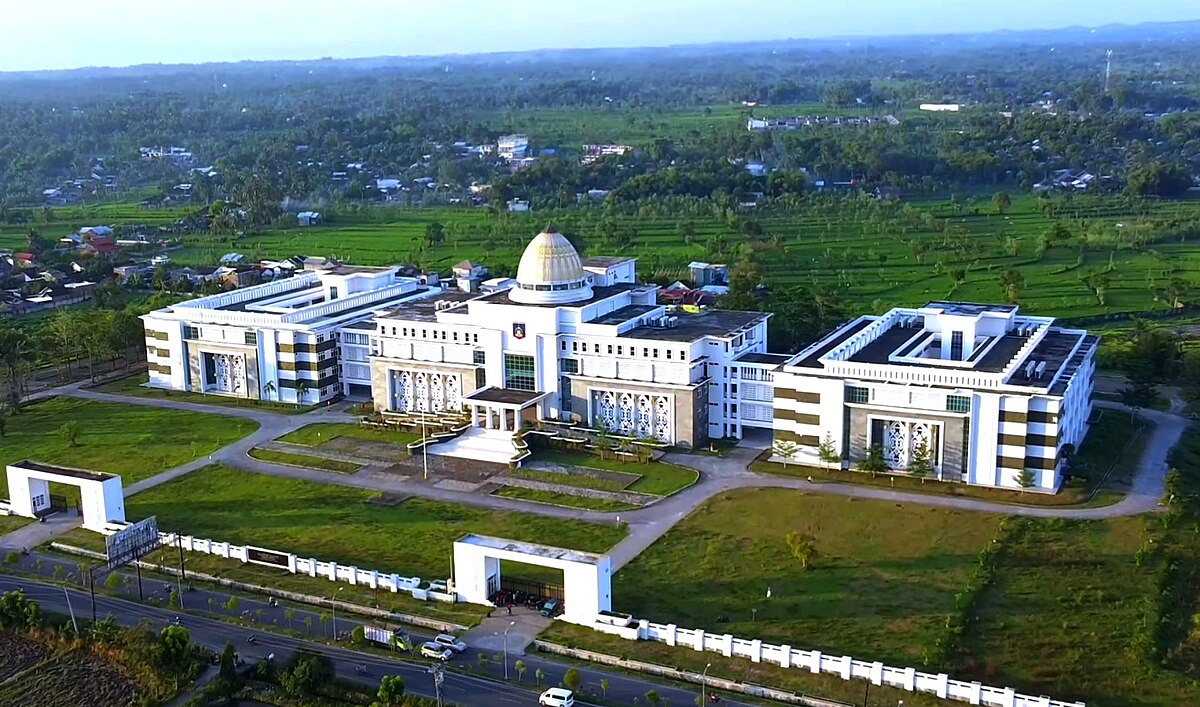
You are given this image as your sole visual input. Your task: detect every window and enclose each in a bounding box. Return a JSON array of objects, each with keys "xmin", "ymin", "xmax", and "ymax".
[
  {"xmin": 453, "ymin": 332, "xmax": 459, "ymax": 342},
  {"xmin": 950, "ymin": 331, "xmax": 964, "ymax": 360},
  {"xmin": 243, "ymin": 331, "xmax": 256, "ymax": 346},
  {"xmin": 560, "ymin": 358, "xmax": 579, "ymax": 374},
  {"xmin": 947, "ymin": 395, "xmax": 971, "ymax": 413},
  {"xmin": 561, "ymin": 341, "xmax": 567, "ymax": 351},
  {"xmin": 667, "ymin": 350, "xmax": 673, "ymax": 360},
  {"xmin": 847, "ymin": 386, "xmax": 869, "ymax": 404},
  {"xmin": 560, "ymin": 377, "xmax": 573, "ymax": 412},
  {"xmin": 504, "ymin": 354, "xmax": 536, "ymax": 391},
  {"xmin": 572, "ymin": 342, "xmax": 578, "ymax": 352},
  {"xmin": 643, "ymin": 347, "xmax": 649, "ymax": 357},
  {"xmin": 329, "ymin": 286, "xmax": 338, "ymax": 300},
  {"xmin": 594, "ymin": 343, "xmax": 600, "ymax": 353},
  {"xmin": 184, "ymin": 326, "xmax": 199, "ymax": 339},
  {"xmin": 473, "ymin": 350, "xmax": 486, "ymax": 365},
  {"xmin": 475, "ymin": 368, "xmax": 487, "ymax": 388},
  {"xmin": 653, "ymin": 348, "xmax": 659, "ymax": 358},
  {"xmin": 607, "ymin": 345, "xmax": 613, "ymax": 355},
  {"xmin": 617, "ymin": 346, "xmax": 623, "ymax": 356}
]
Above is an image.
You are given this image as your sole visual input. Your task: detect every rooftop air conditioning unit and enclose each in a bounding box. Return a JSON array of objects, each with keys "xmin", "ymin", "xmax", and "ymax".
[
  {"xmin": 1035, "ymin": 361, "xmax": 1047, "ymax": 378},
  {"xmin": 669, "ymin": 317, "xmax": 679, "ymax": 327},
  {"xmin": 1025, "ymin": 361, "xmax": 1037, "ymax": 378}
]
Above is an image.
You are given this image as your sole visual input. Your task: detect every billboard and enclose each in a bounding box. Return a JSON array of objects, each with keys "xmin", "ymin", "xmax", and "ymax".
[
  {"xmin": 105, "ymin": 516, "xmax": 160, "ymax": 571},
  {"xmin": 245, "ymin": 546, "xmax": 292, "ymax": 569}
]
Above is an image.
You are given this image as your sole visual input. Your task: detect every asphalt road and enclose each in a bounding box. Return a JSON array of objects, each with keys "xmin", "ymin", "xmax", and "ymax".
[{"xmin": 0, "ymin": 564, "xmax": 749, "ymax": 707}]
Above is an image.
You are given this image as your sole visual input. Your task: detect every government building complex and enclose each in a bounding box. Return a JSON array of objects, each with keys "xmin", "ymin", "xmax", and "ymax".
[{"xmin": 141, "ymin": 229, "xmax": 1096, "ymax": 492}]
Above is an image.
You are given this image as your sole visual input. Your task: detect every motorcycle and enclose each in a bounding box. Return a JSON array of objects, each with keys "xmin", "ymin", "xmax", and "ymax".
[{"xmin": 247, "ymin": 635, "xmax": 257, "ymax": 645}]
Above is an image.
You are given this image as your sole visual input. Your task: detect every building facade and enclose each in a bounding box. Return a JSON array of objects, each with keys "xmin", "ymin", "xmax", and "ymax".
[
  {"xmin": 772, "ymin": 302, "xmax": 1097, "ymax": 491},
  {"xmin": 366, "ymin": 229, "xmax": 770, "ymax": 447},
  {"xmin": 141, "ymin": 264, "xmax": 434, "ymax": 405}
]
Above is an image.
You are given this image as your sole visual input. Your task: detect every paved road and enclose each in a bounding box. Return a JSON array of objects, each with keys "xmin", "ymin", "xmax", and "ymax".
[{"xmin": 0, "ymin": 562, "xmax": 750, "ymax": 707}]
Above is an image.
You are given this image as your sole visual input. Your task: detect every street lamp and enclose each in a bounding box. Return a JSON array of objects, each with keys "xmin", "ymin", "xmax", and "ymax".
[
  {"xmin": 700, "ymin": 662, "xmax": 711, "ymax": 704},
  {"xmin": 421, "ymin": 412, "xmax": 430, "ymax": 481},
  {"xmin": 503, "ymin": 620, "xmax": 515, "ymax": 679},
  {"xmin": 331, "ymin": 586, "xmax": 343, "ymax": 640}
]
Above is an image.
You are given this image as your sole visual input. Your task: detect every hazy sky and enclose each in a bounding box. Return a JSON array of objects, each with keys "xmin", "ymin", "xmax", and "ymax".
[{"xmin": 1, "ymin": 0, "xmax": 1196, "ymax": 72}]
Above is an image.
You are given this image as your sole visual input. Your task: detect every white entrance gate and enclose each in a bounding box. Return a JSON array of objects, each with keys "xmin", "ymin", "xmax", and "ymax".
[
  {"xmin": 4, "ymin": 461, "xmax": 126, "ymax": 531},
  {"xmin": 452, "ymin": 534, "xmax": 612, "ymax": 625}
]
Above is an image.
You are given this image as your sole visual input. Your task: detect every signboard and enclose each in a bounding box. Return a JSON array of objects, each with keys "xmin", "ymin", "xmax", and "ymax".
[
  {"xmin": 105, "ymin": 516, "xmax": 160, "ymax": 571},
  {"xmin": 512, "ymin": 322, "xmax": 526, "ymax": 340},
  {"xmin": 245, "ymin": 546, "xmax": 292, "ymax": 569}
]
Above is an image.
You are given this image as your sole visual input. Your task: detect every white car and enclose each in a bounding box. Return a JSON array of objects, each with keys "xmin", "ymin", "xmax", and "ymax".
[
  {"xmin": 419, "ymin": 642, "xmax": 453, "ymax": 661},
  {"xmin": 433, "ymin": 633, "xmax": 467, "ymax": 653},
  {"xmin": 539, "ymin": 687, "xmax": 575, "ymax": 707}
]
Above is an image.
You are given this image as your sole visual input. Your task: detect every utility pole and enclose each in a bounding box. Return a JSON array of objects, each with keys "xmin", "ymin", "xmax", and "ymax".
[
  {"xmin": 62, "ymin": 585, "xmax": 78, "ymax": 636},
  {"xmin": 135, "ymin": 561, "xmax": 143, "ymax": 600},
  {"xmin": 421, "ymin": 413, "xmax": 429, "ymax": 481},
  {"xmin": 432, "ymin": 665, "xmax": 444, "ymax": 707}
]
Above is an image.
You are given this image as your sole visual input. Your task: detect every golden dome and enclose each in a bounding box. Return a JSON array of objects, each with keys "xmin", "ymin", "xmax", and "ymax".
[{"xmin": 510, "ymin": 229, "xmax": 593, "ymax": 305}]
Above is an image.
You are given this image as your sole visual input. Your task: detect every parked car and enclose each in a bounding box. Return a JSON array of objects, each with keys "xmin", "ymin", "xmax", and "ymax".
[
  {"xmin": 539, "ymin": 687, "xmax": 575, "ymax": 707},
  {"xmin": 433, "ymin": 633, "xmax": 467, "ymax": 653},
  {"xmin": 419, "ymin": 642, "xmax": 453, "ymax": 661},
  {"xmin": 540, "ymin": 599, "xmax": 561, "ymax": 617}
]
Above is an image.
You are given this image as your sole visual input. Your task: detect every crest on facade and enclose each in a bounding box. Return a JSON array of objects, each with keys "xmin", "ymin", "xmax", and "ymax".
[{"xmin": 512, "ymin": 323, "xmax": 526, "ymax": 340}]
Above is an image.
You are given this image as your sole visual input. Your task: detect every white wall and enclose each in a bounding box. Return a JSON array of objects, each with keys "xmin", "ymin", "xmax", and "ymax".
[{"xmin": 4, "ymin": 465, "xmax": 125, "ymax": 531}]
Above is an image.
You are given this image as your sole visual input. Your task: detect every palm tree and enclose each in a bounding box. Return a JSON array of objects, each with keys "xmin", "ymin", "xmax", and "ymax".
[
  {"xmin": 262, "ymin": 380, "xmax": 277, "ymax": 402},
  {"xmin": 294, "ymin": 380, "xmax": 309, "ymax": 407}
]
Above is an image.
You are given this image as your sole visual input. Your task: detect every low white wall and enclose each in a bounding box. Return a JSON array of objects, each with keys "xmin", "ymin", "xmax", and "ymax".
[
  {"xmin": 94, "ymin": 526, "xmax": 457, "ymax": 605},
  {"xmin": 597, "ymin": 619, "xmax": 1084, "ymax": 707}
]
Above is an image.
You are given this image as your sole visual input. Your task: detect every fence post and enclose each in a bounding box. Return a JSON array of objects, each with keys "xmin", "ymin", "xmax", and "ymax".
[
  {"xmin": 839, "ymin": 656, "xmax": 852, "ymax": 680},
  {"xmin": 664, "ymin": 624, "xmax": 677, "ymax": 646},
  {"xmin": 936, "ymin": 673, "xmax": 949, "ymax": 698},
  {"xmin": 778, "ymin": 645, "xmax": 791, "ymax": 669},
  {"xmin": 870, "ymin": 662, "xmax": 883, "ymax": 685},
  {"xmin": 809, "ymin": 651, "xmax": 822, "ymax": 674},
  {"xmin": 903, "ymin": 667, "xmax": 916, "ymax": 691},
  {"xmin": 722, "ymin": 634, "xmax": 734, "ymax": 657},
  {"xmin": 749, "ymin": 639, "xmax": 762, "ymax": 663},
  {"xmin": 308, "ymin": 558, "xmax": 317, "ymax": 577}
]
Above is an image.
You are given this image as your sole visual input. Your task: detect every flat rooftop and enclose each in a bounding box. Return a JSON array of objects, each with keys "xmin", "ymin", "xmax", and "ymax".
[
  {"xmin": 11, "ymin": 460, "xmax": 115, "ymax": 483},
  {"xmin": 620, "ymin": 309, "xmax": 768, "ymax": 342},
  {"xmin": 736, "ymin": 352, "xmax": 791, "ymax": 365},
  {"xmin": 581, "ymin": 256, "xmax": 635, "ymax": 268},
  {"xmin": 475, "ymin": 283, "xmax": 640, "ymax": 309},
  {"xmin": 376, "ymin": 290, "xmax": 479, "ymax": 322},
  {"xmin": 1008, "ymin": 329, "xmax": 1086, "ymax": 387},
  {"xmin": 456, "ymin": 534, "xmax": 607, "ymax": 565},
  {"xmin": 462, "ymin": 388, "xmax": 548, "ymax": 406},
  {"xmin": 320, "ymin": 265, "xmax": 394, "ymax": 276},
  {"xmin": 590, "ymin": 304, "xmax": 658, "ymax": 326},
  {"xmin": 789, "ymin": 318, "xmax": 872, "ymax": 368},
  {"xmin": 923, "ymin": 301, "xmax": 1018, "ymax": 316}
]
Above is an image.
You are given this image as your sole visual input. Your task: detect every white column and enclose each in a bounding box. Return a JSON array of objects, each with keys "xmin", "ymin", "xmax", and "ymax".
[
  {"xmin": 471, "ymin": 405, "xmax": 480, "ymax": 427},
  {"xmin": 485, "ymin": 407, "xmax": 494, "ymax": 429},
  {"xmin": 499, "ymin": 408, "xmax": 509, "ymax": 431}
]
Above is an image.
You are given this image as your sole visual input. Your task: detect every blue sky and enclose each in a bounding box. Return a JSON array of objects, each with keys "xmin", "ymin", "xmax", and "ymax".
[{"xmin": 1, "ymin": 0, "xmax": 1196, "ymax": 72}]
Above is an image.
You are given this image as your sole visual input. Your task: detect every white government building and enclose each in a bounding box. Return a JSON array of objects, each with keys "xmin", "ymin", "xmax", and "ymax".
[
  {"xmin": 772, "ymin": 302, "xmax": 1097, "ymax": 491},
  {"xmin": 141, "ymin": 230, "xmax": 1096, "ymax": 489}
]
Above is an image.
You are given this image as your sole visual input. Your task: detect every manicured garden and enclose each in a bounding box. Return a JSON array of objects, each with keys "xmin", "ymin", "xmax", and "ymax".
[
  {"xmin": 247, "ymin": 448, "xmax": 362, "ymax": 473},
  {"xmin": 106, "ymin": 464, "xmax": 627, "ymax": 581},
  {"xmin": 492, "ymin": 487, "xmax": 639, "ymax": 512},
  {"xmin": 0, "ymin": 397, "xmax": 259, "ymax": 496},
  {"xmin": 275, "ymin": 423, "xmax": 419, "ymax": 447},
  {"xmin": 527, "ymin": 450, "xmax": 698, "ymax": 497},
  {"xmin": 94, "ymin": 373, "xmax": 318, "ymax": 413}
]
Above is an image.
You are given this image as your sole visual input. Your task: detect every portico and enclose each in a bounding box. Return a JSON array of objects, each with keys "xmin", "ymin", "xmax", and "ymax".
[{"xmin": 463, "ymin": 387, "xmax": 550, "ymax": 432}]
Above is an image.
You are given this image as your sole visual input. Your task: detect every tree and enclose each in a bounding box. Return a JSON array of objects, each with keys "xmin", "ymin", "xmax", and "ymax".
[
  {"xmin": 0, "ymin": 323, "xmax": 32, "ymax": 410},
  {"xmin": 998, "ymin": 267, "xmax": 1024, "ymax": 304},
  {"xmin": 817, "ymin": 433, "xmax": 839, "ymax": 469},
  {"xmin": 1120, "ymin": 378, "xmax": 1158, "ymax": 408},
  {"xmin": 351, "ymin": 625, "xmax": 365, "ymax": 644},
  {"xmin": 219, "ymin": 643, "xmax": 239, "ymax": 684},
  {"xmin": 771, "ymin": 439, "xmax": 798, "ymax": 468},
  {"xmin": 424, "ymin": 221, "xmax": 446, "ymax": 247},
  {"xmin": 295, "ymin": 379, "xmax": 310, "ymax": 407},
  {"xmin": 262, "ymin": 380, "xmax": 277, "ymax": 401},
  {"xmin": 784, "ymin": 531, "xmax": 818, "ymax": 570},
  {"xmin": 562, "ymin": 667, "xmax": 582, "ymax": 691},
  {"xmin": 156, "ymin": 625, "xmax": 193, "ymax": 670},
  {"xmin": 908, "ymin": 440, "xmax": 934, "ymax": 483},
  {"xmin": 303, "ymin": 615, "xmax": 314, "ymax": 634},
  {"xmin": 1126, "ymin": 162, "xmax": 1194, "ymax": 198},
  {"xmin": 45, "ymin": 309, "xmax": 81, "ymax": 380},
  {"xmin": 223, "ymin": 596, "xmax": 239, "ymax": 613},
  {"xmin": 991, "ymin": 191, "xmax": 1011, "ymax": 214},
  {"xmin": 104, "ymin": 573, "xmax": 123, "ymax": 590},
  {"xmin": 514, "ymin": 659, "xmax": 527, "ymax": 682},
  {"xmin": 535, "ymin": 668, "xmax": 545, "ymax": 686},
  {"xmin": 600, "ymin": 678, "xmax": 609, "ymax": 697},
  {"xmin": 58, "ymin": 421, "xmax": 81, "ymax": 447},
  {"xmin": 0, "ymin": 589, "xmax": 40, "ymax": 629},
  {"xmin": 284, "ymin": 607, "xmax": 296, "ymax": 628},
  {"xmin": 646, "ymin": 690, "xmax": 661, "ymax": 706},
  {"xmin": 281, "ymin": 650, "xmax": 334, "ymax": 697},
  {"xmin": 858, "ymin": 444, "xmax": 888, "ymax": 473},
  {"xmin": 1014, "ymin": 468, "xmax": 1037, "ymax": 493},
  {"xmin": 374, "ymin": 675, "xmax": 406, "ymax": 706}
]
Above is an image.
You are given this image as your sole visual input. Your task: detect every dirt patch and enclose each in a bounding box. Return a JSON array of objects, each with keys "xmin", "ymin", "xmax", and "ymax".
[
  {"xmin": 0, "ymin": 632, "xmax": 52, "ymax": 682},
  {"xmin": 0, "ymin": 652, "xmax": 137, "ymax": 707}
]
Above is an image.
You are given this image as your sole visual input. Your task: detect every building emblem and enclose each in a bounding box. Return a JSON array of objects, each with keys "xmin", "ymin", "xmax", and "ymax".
[{"xmin": 512, "ymin": 323, "xmax": 526, "ymax": 340}]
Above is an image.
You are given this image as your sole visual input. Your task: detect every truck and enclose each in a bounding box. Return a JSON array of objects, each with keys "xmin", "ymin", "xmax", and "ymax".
[{"xmin": 363, "ymin": 625, "xmax": 412, "ymax": 651}]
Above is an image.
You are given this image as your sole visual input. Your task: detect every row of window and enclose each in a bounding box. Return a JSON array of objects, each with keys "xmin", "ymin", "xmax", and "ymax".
[
  {"xmin": 381, "ymin": 325, "xmax": 480, "ymax": 345},
  {"xmin": 846, "ymin": 385, "xmax": 972, "ymax": 414},
  {"xmin": 562, "ymin": 339, "xmax": 686, "ymax": 361},
  {"xmin": 504, "ymin": 354, "xmax": 536, "ymax": 391},
  {"xmin": 518, "ymin": 279, "xmax": 588, "ymax": 291}
]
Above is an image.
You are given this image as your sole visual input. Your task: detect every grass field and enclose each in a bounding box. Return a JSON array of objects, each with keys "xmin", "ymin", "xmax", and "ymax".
[
  {"xmin": 0, "ymin": 397, "xmax": 258, "ymax": 496},
  {"xmin": 112, "ymin": 464, "xmax": 627, "ymax": 581},
  {"xmin": 959, "ymin": 517, "xmax": 1200, "ymax": 707},
  {"xmin": 492, "ymin": 487, "xmax": 640, "ymax": 512},
  {"xmin": 275, "ymin": 423, "xmax": 419, "ymax": 447},
  {"xmin": 94, "ymin": 374, "xmax": 318, "ymax": 414},
  {"xmin": 0, "ymin": 516, "xmax": 31, "ymax": 535},
  {"xmin": 532, "ymin": 450, "xmax": 698, "ymax": 497},
  {"xmin": 609, "ymin": 488, "xmax": 1004, "ymax": 667},
  {"xmin": 247, "ymin": 448, "xmax": 361, "ymax": 473}
]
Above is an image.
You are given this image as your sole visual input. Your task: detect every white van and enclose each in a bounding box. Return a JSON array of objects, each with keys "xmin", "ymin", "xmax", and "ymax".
[{"xmin": 539, "ymin": 687, "xmax": 575, "ymax": 707}]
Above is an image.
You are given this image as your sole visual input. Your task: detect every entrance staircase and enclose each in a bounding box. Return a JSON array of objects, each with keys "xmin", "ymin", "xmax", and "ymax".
[{"xmin": 427, "ymin": 428, "xmax": 520, "ymax": 465}]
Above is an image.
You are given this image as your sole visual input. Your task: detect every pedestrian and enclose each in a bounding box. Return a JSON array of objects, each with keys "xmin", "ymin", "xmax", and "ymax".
[{"xmin": 507, "ymin": 603, "xmax": 513, "ymax": 615}]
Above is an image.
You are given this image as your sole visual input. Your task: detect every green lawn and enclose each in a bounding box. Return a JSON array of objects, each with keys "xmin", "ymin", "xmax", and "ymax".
[
  {"xmin": 275, "ymin": 423, "xmax": 419, "ymax": 447},
  {"xmin": 960, "ymin": 517, "xmax": 1200, "ymax": 707},
  {"xmin": 492, "ymin": 487, "xmax": 640, "ymax": 513},
  {"xmin": 247, "ymin": 448, "xmax": 361, "ymax": 473},
  {"xmin": 112, "ymin": 464, "xmax": 626, "ymax": 581},
  {"xmin": 534, "ymin": 450, "xmax": 698, "ymax": 497},
  {"xmin": 94, "ymin": 374, "xmax": 318, "ymax": 414},
  {"xmin": 0, "ymin": 515, "xmax": 31, "ymax": 535},
  {"xmin": 0, "ymin": 397, "xmax": 259, "ymax": 496},
  {"xmin": 608, "ymin": 488, "xmax": 1003, "ymax": 668},
  {"xmin": 511, "ymin": 467, "xmax": 638, "ymax": 492}
]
